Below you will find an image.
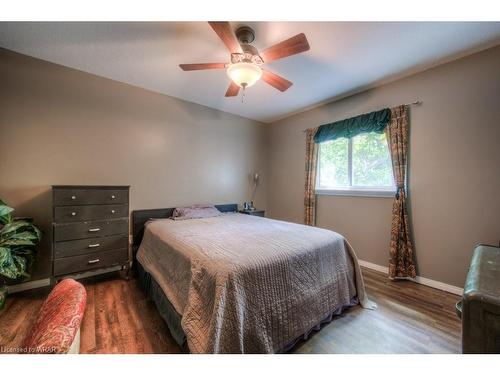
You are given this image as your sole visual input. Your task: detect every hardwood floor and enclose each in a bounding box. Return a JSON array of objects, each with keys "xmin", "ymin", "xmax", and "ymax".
[
  {"xmin": 0, "ymin": 268, "xmax": 461, "ymax": 354},
  {"xmin": 0, "ymin": 274, "xmax": 182, "ymax": 354},
  {"xmin": 294, "ymin": 268, "xmax": 461, "ymax": 353}
]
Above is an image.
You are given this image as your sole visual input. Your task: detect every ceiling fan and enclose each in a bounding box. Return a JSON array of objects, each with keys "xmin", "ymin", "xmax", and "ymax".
[{"xmin": 179, "ymin": 22, "xmax": 310, "ymax": 97}]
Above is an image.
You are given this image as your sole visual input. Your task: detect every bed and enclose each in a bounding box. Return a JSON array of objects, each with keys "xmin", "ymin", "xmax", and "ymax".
[{"xmin": 132, "ymin": 204, "xmax": 373, "ymax": 354}]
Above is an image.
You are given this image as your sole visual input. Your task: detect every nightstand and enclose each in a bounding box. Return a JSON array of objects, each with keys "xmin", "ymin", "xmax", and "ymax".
[{"xmin": 239, "ymin": 209, "xmax": 265, "ymax": 217}]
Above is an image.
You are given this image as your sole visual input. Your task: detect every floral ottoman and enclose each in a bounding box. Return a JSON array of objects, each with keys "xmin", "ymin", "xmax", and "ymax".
[{"xmin": 22, "ymin": 278, "xmax": 87, "ymax": 354}]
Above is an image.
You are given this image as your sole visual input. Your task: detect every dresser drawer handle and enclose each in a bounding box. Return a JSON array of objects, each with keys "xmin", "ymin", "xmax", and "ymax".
[
  {"xmin": 71, "ymin": 212, "xmax": 77, "ymax": 216},
  {"xmin": 111, "ymin": 195, "xmax": 116, "ymax": 199},
  {"xmin": 88, "ymin": 228, "xmax": 101, "ymax": 232},
  {"xmin": 71, "ymin": 195, "xmax": 76, "ymax": 200},
  {"xmin": 88, "ymin": 243, "xmax": 100, "ymax": 248},
  {"xmin": 88, "ymin": 259, "xmax": 100, "ymax": 264},
  {"xmin": 111, "ymin": 210, "xmax": 116, "ymax": 214}
]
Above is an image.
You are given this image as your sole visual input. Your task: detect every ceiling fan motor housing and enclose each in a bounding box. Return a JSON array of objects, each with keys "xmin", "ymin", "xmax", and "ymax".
[
  {"xmin": 232, "ymin": 26, "xmax": 263, "ymax": 65},
  {"xmin": 236, "ymin": 26, "xmax": 255, "ymax": 44}
]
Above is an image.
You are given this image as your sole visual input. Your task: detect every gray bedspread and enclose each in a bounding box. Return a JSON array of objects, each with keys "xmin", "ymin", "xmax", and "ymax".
[{"xmin": 137, "ymin": 213, "xmax": 374, "ymax": 353}]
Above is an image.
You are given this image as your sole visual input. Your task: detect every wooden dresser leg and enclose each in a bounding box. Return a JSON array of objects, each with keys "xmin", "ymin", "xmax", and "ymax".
[
  {"xmin": 49, "ymin": 277, "xmax": 58, "ymax": 288},
  {"xmin": 119, "ymin": 265, "xmax": 130, "ymax": 281}
]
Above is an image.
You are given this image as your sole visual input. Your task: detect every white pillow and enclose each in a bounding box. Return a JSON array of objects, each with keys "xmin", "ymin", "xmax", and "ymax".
[{"xmin": 171, "ymin": 205, "xmax": 222, "ymax": 220}]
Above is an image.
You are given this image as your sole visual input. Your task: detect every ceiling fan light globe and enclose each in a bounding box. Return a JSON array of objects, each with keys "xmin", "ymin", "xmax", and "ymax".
[{"xmin": 226, "ymin": 62, "xmax": 262, "ymax": 88}]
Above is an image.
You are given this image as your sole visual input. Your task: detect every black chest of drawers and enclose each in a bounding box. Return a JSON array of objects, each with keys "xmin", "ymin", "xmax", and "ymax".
[{"xmin": 52, "ymin": 185, "xmax": 130, "ymax": 280}]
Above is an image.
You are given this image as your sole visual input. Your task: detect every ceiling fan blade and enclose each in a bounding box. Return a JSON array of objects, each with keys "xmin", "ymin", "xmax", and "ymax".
[
  {"xmin": 225, "ymin": 81, "xmax": 240, "ymax": 97},
  {"xmin": 260, "ymin": 33, "xmax": 310, "ymax": 63},
  {"xmin": 262, "ymin": 70, "xmax": 293, "ymax": 92},
  {"xmin": 179, "ymin": 63, "xmax": 226, "ymax": 71},
  {"xmin": 208, "ymin": 22, "xmax": 243, "ymax": 54}
]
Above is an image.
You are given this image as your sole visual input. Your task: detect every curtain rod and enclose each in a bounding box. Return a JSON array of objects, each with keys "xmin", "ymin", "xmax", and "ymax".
[
  {"xmin": 302, "ymin": 101, "xmax": 422, "ymax": 133},
  {"xmin": 405, "ymin": 100, "xmax": 423, "ymax": 106}
]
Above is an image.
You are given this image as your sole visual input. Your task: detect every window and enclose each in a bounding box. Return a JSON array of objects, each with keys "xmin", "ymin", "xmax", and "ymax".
[{"xmin": 316, "ymin": 132, "xmax": 395, "ymax": 197}]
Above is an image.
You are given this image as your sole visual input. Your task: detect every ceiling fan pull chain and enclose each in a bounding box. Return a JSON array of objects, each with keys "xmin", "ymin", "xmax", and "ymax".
[{"xmin": 241, "ymin": 86, "xmax": 246, "ymax": 103}]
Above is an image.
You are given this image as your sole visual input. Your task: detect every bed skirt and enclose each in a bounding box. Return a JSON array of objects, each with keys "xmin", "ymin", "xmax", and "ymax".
[
  {"xmin": 137, "ymin": 261, "xmax": 358, "ymax": 353},
  {"xmin": 137, "ymin": 262, "xmax": 187, "ymax": 348},
  {"xmin": 278, "ymin": 296, "xmax": 358, "ymax": 353}
]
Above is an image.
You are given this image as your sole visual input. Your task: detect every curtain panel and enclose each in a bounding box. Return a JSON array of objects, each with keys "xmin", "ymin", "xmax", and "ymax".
[
  {"xmin": 304, "ymin": 127, "xmax": 319, "ymax": 226},
  {"xmin": 304, "ymin": 105, "xmax": 416, "ymax": 280},
  {"xmin": 385, "ymin": 105, "xmax": 416, "ymax": 279},
  {"xmin": 314, "ymin": 108, "xmax": 391, "ymax": 143}
]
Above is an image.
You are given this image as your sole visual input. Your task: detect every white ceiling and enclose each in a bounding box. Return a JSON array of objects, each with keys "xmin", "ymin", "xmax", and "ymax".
[{"xmin": 1, "ymin": 22, "xmax": 500, "ymax": 123}]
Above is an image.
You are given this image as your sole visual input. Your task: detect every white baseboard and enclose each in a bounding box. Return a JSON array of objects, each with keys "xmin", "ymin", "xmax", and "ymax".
[
  {"xmin": 6, "ymin": 278, "xmax": 51, "ymax": 294},
  {"xmin": 6, "ymin": 266, "xmax": 124, "ymax": 294},
  {"xmin": 358, "ymin": 260, "xmax": 389, "ymax": 274},
  {"xmin": 358, "ymin": 259, "xmax": 464, "ymax": 296}
]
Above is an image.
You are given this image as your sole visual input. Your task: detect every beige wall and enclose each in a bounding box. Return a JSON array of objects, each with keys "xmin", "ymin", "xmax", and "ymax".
[
  {"xmin": 2, "ymin": 45, "xmax": 499, "ymax": 288},
  {"xmin": 0, "ymin": 48, "xmax": 268, "ymax": 279},
  {"xmin": 266, "ymin": 46, "xmax": 500, "ymax": 288}
]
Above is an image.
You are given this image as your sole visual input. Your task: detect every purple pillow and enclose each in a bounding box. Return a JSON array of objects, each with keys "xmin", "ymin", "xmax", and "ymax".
[{"xmin": 172, "ymin": 205, "xmax": 222, "ymax": 220}]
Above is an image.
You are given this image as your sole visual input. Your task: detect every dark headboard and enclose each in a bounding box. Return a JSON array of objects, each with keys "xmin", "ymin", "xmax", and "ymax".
[{"xmin": 131, "ymin": 204, "xmax": 238, "ymax": 249}]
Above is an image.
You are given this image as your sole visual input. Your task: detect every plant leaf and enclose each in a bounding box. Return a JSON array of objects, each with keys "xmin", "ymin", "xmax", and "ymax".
[
  {"xmin": 0, "ymin": 287, "xmax": 6, "ymax": 310},
  {"xmin": 0, "ymin": 238, "xmax": 35, "ymax": 246},
  {"xmin": 0, "ymin": 247, "xmax": 19, "ymax": 279},
  {"xmin": 7, "ymin": 231, "xmax": 38, "ymax": 241},
  {"xmin": 9, "ymin": 220, "xmax": 43, "ymax": 242},
  {"xmin": 33, "ymin": 225, "xmax": 42, "ymax": 241},
  {"xmin": 0, "ymin": 204, "xmax": 13, "ymax": 225},
  {"xmin": 0, "ymin": 221, "xmax": 34, "ymax": 237},
  {"xmin": 12, "ymin": 255, "xmax": 27, "ymax": 273},
  {"xmin": 0, "ymin": 203, "xmax": 41, "ymax": 282},
  {"xmin": 11, "ymin": 247, "xmax": 35, "ymax": 256},
  {"xmin": 0, "ymin": 247, "xmax": 11, "ymax": 266},
  {"xmin": 0, "ymin": 205, "xmax": 14, "ymax": 218}
]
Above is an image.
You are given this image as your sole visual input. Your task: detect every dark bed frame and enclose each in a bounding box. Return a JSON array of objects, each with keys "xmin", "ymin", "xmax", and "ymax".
[{"xmin": 131, "ymin": 203, "xmax": 239, "ymax": 253}]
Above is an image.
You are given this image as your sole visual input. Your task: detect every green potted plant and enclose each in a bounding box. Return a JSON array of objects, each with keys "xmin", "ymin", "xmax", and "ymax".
[{"xmin": 0, "ymin": 199, "xmax": 41, "ymax": 309}]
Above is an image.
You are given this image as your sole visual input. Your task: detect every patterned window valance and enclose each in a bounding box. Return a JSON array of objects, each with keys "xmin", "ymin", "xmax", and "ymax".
[{"xmin": 313, "ymin": 108, "xmax": 391, "ymax": 143}]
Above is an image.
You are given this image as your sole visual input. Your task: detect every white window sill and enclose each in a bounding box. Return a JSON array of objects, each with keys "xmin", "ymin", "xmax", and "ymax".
[{"xmin": 315, "ymin": 188, "xmax": 396, "ymax": 198}]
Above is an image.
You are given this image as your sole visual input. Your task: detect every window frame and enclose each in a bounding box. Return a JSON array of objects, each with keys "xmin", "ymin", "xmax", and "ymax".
[{"xmin": 315, "ymin": 136, "xmax": 396, "ymax": 198}]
